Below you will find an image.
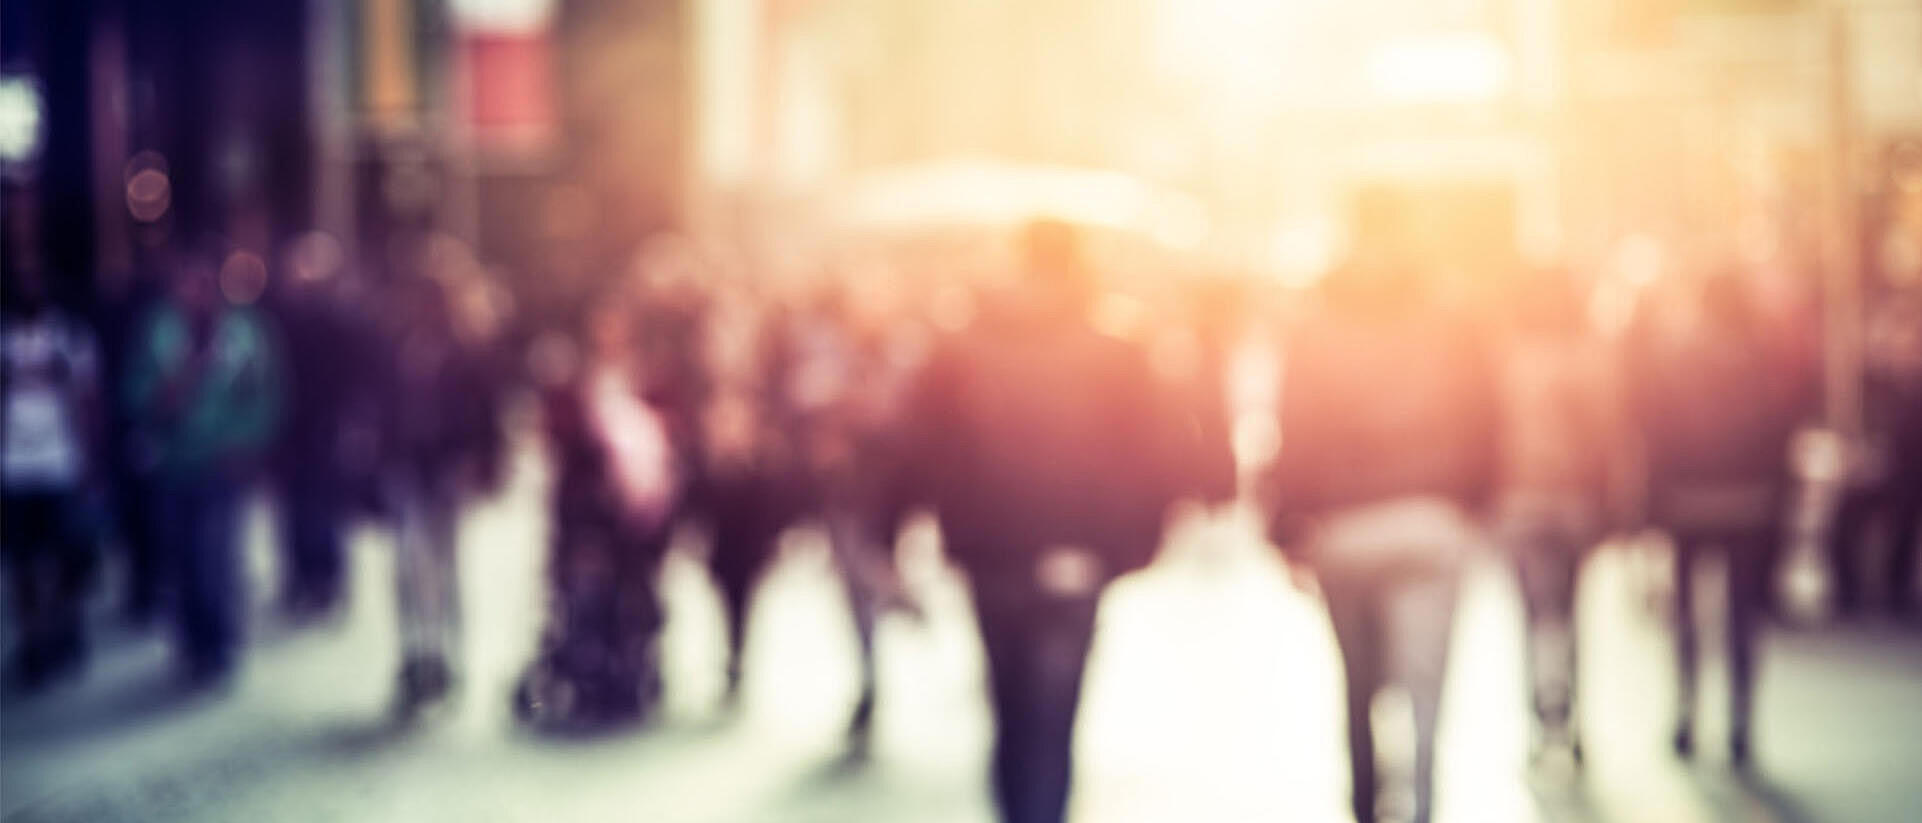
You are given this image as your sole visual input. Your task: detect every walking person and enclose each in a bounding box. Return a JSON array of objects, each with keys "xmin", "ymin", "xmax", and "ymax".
[
  {"xmin": 1493, "ymin": 272, "xmax": 1625, "ymax": 762},
  {"xmin": 1828, "ymin": 290, "xmax": 1922, "ymax": 620},
  {"xmin": 515, "ymin": 293, "xmax": 682, "ymax": 729},
  {"xmin": 378, "ymin": 266, "xmax": 505, "ymax": 719},
  {"xmin": 1259, "ymin": 253, "xmax": 1500, "ymax": 823},
  {"xmin": 1625, "ymin": 268, "xmax": 1816, "ymax": 766},
  {"xmin": 96, "ymin": 243, "xmax": 170, "ymax": 627},
  {"xmin": 912, "ymin": 220, "xmax": 1206, "ymax": 823},
  {"xmin": 3, "ymin": 254, "xmax": 108, "ymax": 692},
  {"xmin": 124, "ymin": 240, "xmax": 283, "ymax": 687},
  {"xmin": 270, "ymin": 237, "xmax": 380, "ymax": 621}
]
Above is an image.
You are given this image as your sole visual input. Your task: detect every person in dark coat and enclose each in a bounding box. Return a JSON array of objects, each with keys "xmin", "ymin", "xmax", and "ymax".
[
  {"xmin": 269, "ymin": 235, "xmax": 380, "ymax": 620},
  {"xmin": 94, "ymin": 243, "xmax": 170, "ymax": 626},
  {"xmin": 1624, "ymin": 268, "xmax": 1816, "ymax": 765},
  {"xmin": 3, "ymin": 247, "xmax": 107, "ymax": 692},
  {"xmin": 911, "ymin": 220, "xmax": 1206, "ymax": 823},
  {"xmin": 377, "ymin": 266, "xmax": 505, "ymax": 718},
  {"xmin": 1259, "ymin": 255, "xmax": 1500, "ymax": 823},
  {"xmin": 1829, "ymin": 290, "xmax": 1922, "ymax": 619},
  {"xmin": 124, "ymin": 240, "xmax": 283, "ymax": 687},
  {"xmin": 515, "ymin": 291, "xmax": 682, "ymax": 729},
  {"xmin": 1493, "ymin": 271, "xmax": 1626, "ymax": 762},
  {"xmin": 781, "ymin": 283, "xmax": 930, "ymax": 753}
]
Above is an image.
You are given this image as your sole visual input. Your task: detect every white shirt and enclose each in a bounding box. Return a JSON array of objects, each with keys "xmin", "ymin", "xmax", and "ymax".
[{"xmin": 2, "ymin": 311, "xmax": 98, "ymax": 490}]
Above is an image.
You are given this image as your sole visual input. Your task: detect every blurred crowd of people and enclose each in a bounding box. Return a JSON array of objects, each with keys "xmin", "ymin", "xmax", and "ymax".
[{"xmin": 5, "ymin": 199, "xmax": 1922, "ymax": 823}]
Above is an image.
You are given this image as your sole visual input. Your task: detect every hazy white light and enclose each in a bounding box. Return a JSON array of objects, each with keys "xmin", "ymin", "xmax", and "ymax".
[
  {"xmin": 695, "ymin": 0, "xmax": 759, "ymax": 188},
  {"xmin": 0, "ymin": 76, "xmax": 42, "ymax": 163},
  {"xmin": 450, "ymin": 0, "xmax": 554, "ymax": 32},
  {"xmin": 1153, "ymin": 0, "xmax": 1293, "ymax": 110},
  {"xmin": 1611, "ymin": 233, "xmax": 1667, "ymax": 287},
  {"xmin": 1367, "ymin": 34, "xmax": 1510, "ymax": 103},
  {"xmin": 1268, "ymin": 219, "xmax": 1338, "ymax": 287}
]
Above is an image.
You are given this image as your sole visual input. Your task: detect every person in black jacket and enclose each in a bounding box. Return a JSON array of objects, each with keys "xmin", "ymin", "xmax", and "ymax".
[
  {"xmin": 1260, "ymin": 254, "xmax": 1499, "ymax": 823},
  {"xmin": 269, "ymin": 235, "xmax": 380, "ymax": 620},
  {"xmin": 1829, "ymin": 290, "xmax": 1922, "ymax": 620},
  {"xmin": 95, "ymin": 243, "xmax": 169, "ymax": 627},
  {"xmin": 377, "ymin": 262, "xmax": 505, "ymax": 719},
  {"xmin": 515, "ymin": 291, "xmax": 682, "ymax": 729},
  {"xmin": 912, "ymin": 220, "xmax": 1205, "ymax": 823},
  {"xmin": 1625, "ymin": 268, "xmax": 1816, "ymax": 765}
]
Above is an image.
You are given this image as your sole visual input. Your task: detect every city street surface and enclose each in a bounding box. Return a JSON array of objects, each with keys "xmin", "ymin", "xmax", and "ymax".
[{"xmin": 5, "ymin": 441, "xmax": 1921, "ymax": 823}]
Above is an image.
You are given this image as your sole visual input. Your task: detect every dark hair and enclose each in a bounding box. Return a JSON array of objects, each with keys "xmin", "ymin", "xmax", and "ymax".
[{"xmin": 172, "ymin": 233, "xmax": 232, "ymax": 275}]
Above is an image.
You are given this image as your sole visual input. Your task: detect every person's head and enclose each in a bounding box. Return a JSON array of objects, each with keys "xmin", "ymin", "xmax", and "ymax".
[
  {"xmin": 1019, "ymin": 218, "xmax": 1096, "ymax": 312},
  {"xmin": 1511, "ymin": 268, "xmax": 1588, "ymax": 336},
  {"xmin": 1, "ymin": 183, "xmax": 47, "ymax": 313},
  {"xmin": 586, "ymin": 293, "xmax": 633, "ymax": 359},
  {"xmin": 389, "ymin": 271, "xmax": 451, "ymax": 335},
  {"xmin": 1697, "ymin": 267, "xmax": 1757, "ymax": 331},
  {"xmin": 284, "ymin": 231, "xmax": 346, "ymax": 296},
  {"xmin": 170, "ymin": 237, "xmax": 227, "ymax": 321},
  {"xmin": 1320, "ymin": 253, "xmax": 1426, "ymax": 315},
  {"xmin": 2, "ymin": 260, "xmax": 50, "ymax": 315}
]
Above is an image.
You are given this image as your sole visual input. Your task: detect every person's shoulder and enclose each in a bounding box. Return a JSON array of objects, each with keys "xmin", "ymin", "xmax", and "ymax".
[
  {"xmin": 27, "ymin": 307, "xmax": 92, "ymax": 340},
  {"xmin": 220, "ymin": 306, "xmax": 280, "ymax": 348},
  {"xmin": 52, "ymin": 311, "xmax": 100, "ymax": 358},
  {"xmin": 138, "ymin": 302, "xmax": 187, "ymax": 336},
  {"xmin": 1085, "ymin": 323, "xmax": 1149, "ymax": 368},
  {"xmin": 223, "ymin": 305, "xmax": 269, "ymax": 330}
]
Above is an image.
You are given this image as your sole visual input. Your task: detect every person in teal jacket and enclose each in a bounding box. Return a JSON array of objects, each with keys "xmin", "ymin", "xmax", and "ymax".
[{"xmin": 124, "ymin": 241, "xmax": 282, "ymax": 685}]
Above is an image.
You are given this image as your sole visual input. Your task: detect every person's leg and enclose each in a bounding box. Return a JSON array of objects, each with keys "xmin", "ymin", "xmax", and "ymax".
[
  {"xmin": 1323, "ymin": 574, "xmax": 1383, "ymax": 823},
  {"xmin": 615, "ymin": 526, "xmax": 672, "ymax": 712},
  {"xmin": 158, "ymin": 484, "xmax": 196, "ymax": 665},
  {"xmin": 974, "ymin": 582, "xmax": 1098, "ymax": 823},
  {"xmin": 1672, "ymin": 539, "xmax": 1699, "ymax": 756},
  {"xmin": 46, "ymin": 490, "xmax": 97, "ymax": 675},
  {"xmin": 4, "ymin": 493, "xmax": 56, "ymax": 685},
  {"xmin": 973, "ymin": 585, "xmax": 1034, "ymax": 821},
  {"xmin": 173, "ymin": 483, "xmax": 207, "ymax": 673},
  {"xmin": 120, "ymin": 471, "xmax": 166, "ymax": 623},
  {"xmin": 177, "ymin": 479, "xmax": 243, "ymax": 681},
  {"xmin": 1516, "ymin": 534, "xmax": 1580, "ymax": 751},
  {"xmin": 709, "ymin": 525, "xmax": 757, "ymax": 702},
  {"xmin": 1558, "ymin": 542, "xmax": 1586, "ymax": 759},
  {"xmin": 1883, "ymin": 473, "xmax": 1920, "ymax": 617},
  {"xmin": 284, "ymin": 472, "xmax": 346, "ymax": 613},
  {"xmin": 1536, "ymin": 539, "xmax": 1583, "ymax": 749},
  {"xmin": 1827, "ymin": 486, "xmax": 1876, "ymax": 618},
  {"xmin": 709, "ymin": 497, "xmax": 780, "ymax": 704},
  {"xmin": 1019, "ymin": 593, "xmax": 1098, "ymax": 823},
  {"xmin": 393, "ymin": 480, "xmax": 433, "ymax": 664},
  {"xmin": 1726, "ymin": 531, "xmax": 1777, "ymax": 766},
  {"xmin": 393, "ymin": 478, "xmax": 459, "ymax": 710},
  {"xmin": 430, "ymin": 485, "xmax": 462, "ymax": 672},
  {"xmin": 1395, "ymin": 569, "xmax": 1460, "ymax": 823},
  {"xmin": 827, "ymin": 508, "xmax": 885, "ymax": 746}
]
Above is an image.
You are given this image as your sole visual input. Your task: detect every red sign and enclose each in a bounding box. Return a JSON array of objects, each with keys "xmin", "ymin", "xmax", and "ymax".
[{"xmin": 461, "ymin": 30, "xmax": 555, "ymax": 153}]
